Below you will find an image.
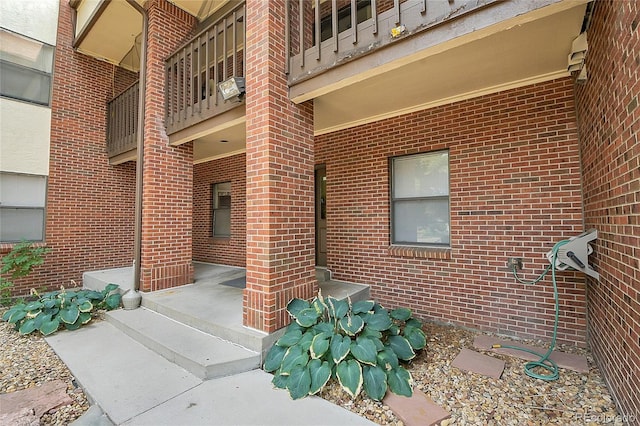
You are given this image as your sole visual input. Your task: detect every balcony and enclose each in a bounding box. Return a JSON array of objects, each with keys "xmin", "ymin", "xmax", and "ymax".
[
  {"xmin": 165, "ymin": 2, "xmax": 246, "ymax": 137},
  {"xmin": 286, "ymin": 0, "xmax": 589, "ymax": 135},
  {"xmin": 107, "ymin": 81, "xmax": 139, "ymax": 164},
  {"xmin": 286, "ymin": 0, "xmax": 499, "ymax": 90}
]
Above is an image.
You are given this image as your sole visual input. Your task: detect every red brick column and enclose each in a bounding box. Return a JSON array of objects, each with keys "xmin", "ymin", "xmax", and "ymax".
[
  {"xmin": 243, "ymin": 0, "xmax": 317, "ymax": 332},
  {"xmin": 139, "ymin": 0, "xmax": 196, "ymax": 291}
]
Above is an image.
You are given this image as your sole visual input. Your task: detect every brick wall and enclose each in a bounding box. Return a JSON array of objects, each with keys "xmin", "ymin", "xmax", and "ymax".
[
  {"xmin": 139, "ymin": 0, "xmax": 197, "ymax": 291},
  {"xmin": 574, "ymin": 0, "xmax": 640, "ymax": 421},
  {"xmin": 316, "ymin": 77, "xmax": 587, "ymax": 345},
  {"xmin": 0, "ymin": 0, "xmax": 137, "ymax": 296},
  {"xmin": 244, "ymin": 0, "xmax": 316, "ymax": 332},
  {"xmin": 193, "ymin": 154, "xmax": 246, "ymax": 267}
]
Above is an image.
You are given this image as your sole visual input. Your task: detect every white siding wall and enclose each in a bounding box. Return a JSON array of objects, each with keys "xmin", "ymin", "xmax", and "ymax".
[
  {"xmin": 0, "ymin": 99, "xmax": 52, "ymax": 175},
  {"xmin": 0, "ymin": 0, "xmax": 59, "ymax": 45}
]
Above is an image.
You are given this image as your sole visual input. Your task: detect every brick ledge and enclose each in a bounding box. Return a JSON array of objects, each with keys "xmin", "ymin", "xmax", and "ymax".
[{"xmin": 388, "ymin": 245, "xmax": 451, "ymax": 260}]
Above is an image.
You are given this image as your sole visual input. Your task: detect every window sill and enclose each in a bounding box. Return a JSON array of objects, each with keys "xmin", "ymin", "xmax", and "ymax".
[
  {"xmin": 388, "ymin": 245, "xmax": 451, "ymax": 260},
  {"xmin": 210, "ymin": 237, "xmax": 231, "ymax": 245}
]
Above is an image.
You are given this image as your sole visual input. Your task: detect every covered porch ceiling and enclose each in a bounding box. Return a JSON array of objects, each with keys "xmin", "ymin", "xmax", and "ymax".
[
  {"xmin": 192, "ymin": 1, "xmax": 587, "ymax": 163},
  {"xmin": 71, "ymin": 0, "xmax": 226, "ymax": 72}
]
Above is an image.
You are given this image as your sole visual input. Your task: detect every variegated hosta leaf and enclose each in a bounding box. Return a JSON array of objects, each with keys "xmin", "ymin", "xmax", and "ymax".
[
  {"xmin": 295, "ymin": 308, "xmax": 320, "ymax": 327},
  {"xmin": 351, "ymin": 300, "xmax": 375, "ymax": 314},
  {"xmin": 330, "ymin": 334, "xmax": 351, "ymax": 364},
  {"xmin": 336, "ymin": 359, "xmax": 363, "ymax": 399},
  {"xmin": 280, "ymin": 345, "xmax": 309, "ymax": 375},
  {"xmin": 387, "ymin": 366, "xmax": 413, "ymax": 397},
  {"xmin": 363, "ymin": 364, "xmax": 388, "ymax": 401},
  {"xmin": 387, "ymin": 335, "xmax": 416, "ymax": 361},
  {"xmin": 364, "ymin": 309, "xmax": 392, "ymax": 331},
  {"xmin": 350, "ymin": 337, "xmax": 378, "ymax": 366},
  {"xmin": 390, "ymin": 307, "xmax": 412, "ymax": 321},
  {"xmin": 272, "ymin": 370, "xmax": 289, "ymax": 389},
  {"xmin": 377, "ymin": 347, "xmax": 399, "ymax": 371},
  {"xmin": 264, "ymin": 343, "xmax": 287, "ymax": 372},
  {"xmin": 287, "ymin": 365, "xmax": 312, "ymax": 400},
  {"xmin": 276, "ymin": 329, "xmax": 303, "ymax": 347},
  {"xmin": 287, "ymin": 298, "xmax": 310, "ymax": 318},
  {"xmin": 310, "ymin": 333, "xmax": 330, "ymax": 359},
  {"xmin": 327, "ymin": 297, "xmax": 349, "ymax": 321},
  {"xmin": 308, "ymin": 359, "xmax": 331, "ymax": 395},
  {"xmin": 339, "ymin": 314, "xmax": 364, "ymax": 336},
  {"xmin": 39, "ymin": 318, "xmax": 60, "ymax": 336},
  {"xmin": 403, "ymin": 326, "xmax": 427, "ymax": 350},
  {"xmin": 78, "ymin": 300, "xmax": 93, "ymax": 313},
  {"xmin": 59, "ymin": 306, "xmax": 80, "ymax": 325}
]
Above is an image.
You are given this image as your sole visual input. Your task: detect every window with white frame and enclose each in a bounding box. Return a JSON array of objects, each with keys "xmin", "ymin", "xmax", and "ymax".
[
  {"xmin": 0, "ymin": 172, "xmax": 47, "ymax": 242},
  {"xmin": 212, "ymin": 182, "xmax": 231, "ymax": 237},
  {"xmin": 0, "ymin": 28, "xmax": 54, "ymax": 106},
  {"xmin": 391, "ymin": 150, "xmax": 450, "ymax": 246}
]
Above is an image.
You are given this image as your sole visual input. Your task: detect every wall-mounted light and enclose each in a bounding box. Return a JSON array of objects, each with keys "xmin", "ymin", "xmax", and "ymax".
[
  {"xmin": 567, "ymin": 32, "xmax": 588, "ymax": 83},
  {"xmin": 218, "ymin": 77, "xmax": 245, "ymax": 101}
]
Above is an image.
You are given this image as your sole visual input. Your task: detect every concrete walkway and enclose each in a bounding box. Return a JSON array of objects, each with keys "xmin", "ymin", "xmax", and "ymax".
[{"xmin": 46, "ymin": 320, "xmax": 375, "ymax": 426}]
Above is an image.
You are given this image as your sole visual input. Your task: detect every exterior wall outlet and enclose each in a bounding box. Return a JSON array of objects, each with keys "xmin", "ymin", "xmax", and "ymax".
[{"xmin": 507, "ymin": 257, "xmax": 523, "ymax": 270}]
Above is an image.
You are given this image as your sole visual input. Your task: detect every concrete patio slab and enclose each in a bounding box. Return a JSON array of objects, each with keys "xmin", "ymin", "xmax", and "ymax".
[
  {"xmin": 121, "ymin": 370, "xmax": 375, "ymax": 426},
  {"xmin": 451, "ymin": 348, "xmax": 505, "ymax": 379},
  {"xmin": 45, "ymin": 321, "xmax": 202, "ymax": 425},
  {"xmin": 474, "ymin": 335, "xmax": 589, "ymax": 373}
]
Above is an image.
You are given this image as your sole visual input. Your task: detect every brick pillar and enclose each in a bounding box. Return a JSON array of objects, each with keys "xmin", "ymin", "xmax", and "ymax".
[
  {"xmin": 243, "ymin": 0, "xmax": 317, "ymax": 332},
  {"xmin": 139, "ymin": 0, "xmax": 196, "ymax": 291}
]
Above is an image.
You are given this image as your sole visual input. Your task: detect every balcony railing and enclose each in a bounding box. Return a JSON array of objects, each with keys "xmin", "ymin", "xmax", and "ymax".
[
  {"xmin": 286, "ymin": 0, "xmax": 497, "ymax": 86},
  {"xmin": 165, "ymin": 2, "xmax": 246, "ymax": 136},
  {"xmin": 107, "ymin": 80, "xmax": 139, "ymax": 158}
]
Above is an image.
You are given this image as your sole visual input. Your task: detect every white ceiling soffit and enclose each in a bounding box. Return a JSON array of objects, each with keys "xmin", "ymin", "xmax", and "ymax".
[
  {"xmin": 314, "ymin": 3, "xmax": 587, "ymax": 135},
  {"xmin": 169, "ymin": 0, "xmax": 227, "ymax": 21},
  {"xmin": 75, "ymin": 0, "xmax": 142, "ymax": 72},
  {"xmin": 193, "ymin": 118, "xmax": 246, "ymax": 163}
]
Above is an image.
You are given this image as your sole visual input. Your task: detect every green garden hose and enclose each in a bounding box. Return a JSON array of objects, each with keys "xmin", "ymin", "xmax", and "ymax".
[{"xmin": 493, "ymin": 240, "xmax": 570, "ymax": 381}]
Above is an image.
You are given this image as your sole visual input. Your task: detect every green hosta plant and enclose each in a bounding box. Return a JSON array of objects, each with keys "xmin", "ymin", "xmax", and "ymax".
[
  {"xmin": 264, "ymin": 291, "xmax": 426, "ymax": 400},
  {"xmin": 1, "ymin": 284, "xmax": 121, "ymax": 336}
]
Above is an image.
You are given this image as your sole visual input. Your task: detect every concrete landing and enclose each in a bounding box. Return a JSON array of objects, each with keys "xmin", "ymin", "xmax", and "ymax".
[{"xmin": 107, "ymin": 308, "xmax": 260, "ymax": 380}]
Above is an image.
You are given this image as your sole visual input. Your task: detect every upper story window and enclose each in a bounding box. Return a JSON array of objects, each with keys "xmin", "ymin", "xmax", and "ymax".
[
  {"xmin": 0, "ymin": 28, "xmax": 54, "ymax": 106},
  {"xmin": 212, "ymin": 182, "xmax": 231, "ymax": 237},
  {"xmin": 391, "ymin": 150, "xmax": 450, "ymax": 246},
  {"xmin": 0, "ymin": 172, "xmax": 47, "ymax": 243}
]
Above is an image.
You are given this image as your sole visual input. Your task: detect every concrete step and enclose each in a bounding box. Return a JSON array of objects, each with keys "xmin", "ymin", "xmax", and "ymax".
[
  {"xmin": 320, "ymin": 280, "xmax": 371, "ymax": 303},
  {"xmin": 315, "ymin": 267, "xmax": 331, "ymax": 282},
  {"xmin": 106, "ymin": 308, "xmax": 260, "ymax": 380},
  {"xmin": 83, "ymin": 267, "xmax": 134, "ymax": 294},
  {"xmin": 46, "ymin": 321, "xmax": 202, "ymax": 426}
]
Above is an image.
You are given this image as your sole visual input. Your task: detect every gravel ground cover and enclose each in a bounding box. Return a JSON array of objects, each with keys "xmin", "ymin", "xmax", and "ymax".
[{"xmin": 1, "ymin": 315, "xmax": 620, "ymax": 425}]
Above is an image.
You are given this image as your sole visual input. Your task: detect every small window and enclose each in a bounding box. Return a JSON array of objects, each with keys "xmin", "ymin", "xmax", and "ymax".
[
  {"xmin": 391, "ymin": 151, "xmax": 450, "ymax": 246},
  {"xmin": 212, "ymin": 182, "xmax": 231, "ymax": 237},
  {"xmin": 0, "ymin": 172, "xmax": 47, "ymax": 242},
  {"xmin": 0, "ymin": 28, "xmax": 54, "ymax": 106}
]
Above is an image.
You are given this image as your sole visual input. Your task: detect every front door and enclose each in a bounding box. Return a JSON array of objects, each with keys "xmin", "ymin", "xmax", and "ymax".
[{"xmin": 315, "ymin": 166, "xmax": 327, "ymax": 266}]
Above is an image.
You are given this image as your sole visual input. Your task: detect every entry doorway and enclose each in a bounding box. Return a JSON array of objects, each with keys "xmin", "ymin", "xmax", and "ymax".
[{"xmin": 315, "ymin": 165, "xmax": 327, "ymax": 266}]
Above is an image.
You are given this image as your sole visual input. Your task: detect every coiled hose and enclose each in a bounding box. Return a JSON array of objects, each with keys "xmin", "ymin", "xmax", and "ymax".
[{"xmin": 492, "ymin": 240, "xmax": 570, "ymax": 381}]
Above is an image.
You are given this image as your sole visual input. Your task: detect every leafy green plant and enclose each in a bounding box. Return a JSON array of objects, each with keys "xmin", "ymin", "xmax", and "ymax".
[
  {"xmin": 0, "ymin": 241, "xmax": 51, "ymax": 306},
  {"xmin": 1, "ymin": 284, "xmax": 121, "ymax": 336},
  {"xmin": 263, "ymin": 291, "xmax": 426, "ymax": 400}
]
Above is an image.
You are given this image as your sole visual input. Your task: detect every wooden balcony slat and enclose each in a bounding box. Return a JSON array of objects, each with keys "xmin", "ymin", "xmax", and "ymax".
[
  {"xmin": 164, "ymin": 2, "xmax": 246, "ymax": 136},
  {"xmin": 106, "ymin": 81, "xmax": 139, "ymax": 158}
]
